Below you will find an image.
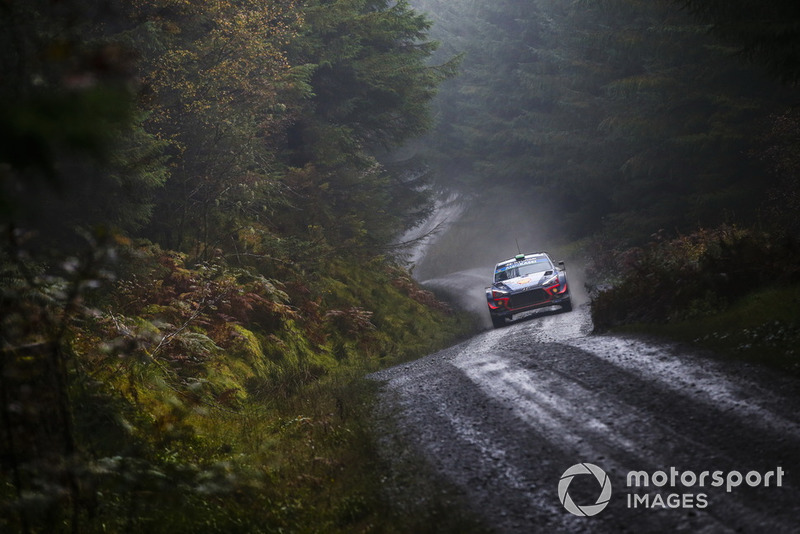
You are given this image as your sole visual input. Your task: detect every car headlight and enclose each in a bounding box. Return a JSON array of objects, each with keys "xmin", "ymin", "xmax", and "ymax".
[
  {"xmin": 492, "ymin": 289, "xmax": 509, "ymax": 299},
  {"xmin": 542, "ymin": 275, "xmax": 559, "ymax": 287}
]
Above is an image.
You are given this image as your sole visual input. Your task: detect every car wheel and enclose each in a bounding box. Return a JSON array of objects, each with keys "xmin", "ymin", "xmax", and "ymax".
[
  {"xmin": 491, "ymin": 315, "xmax": 507, "ymax": 328},
  {"xmin": 561, "ymin": 298, "xmax": 573, "ymax": 312}
]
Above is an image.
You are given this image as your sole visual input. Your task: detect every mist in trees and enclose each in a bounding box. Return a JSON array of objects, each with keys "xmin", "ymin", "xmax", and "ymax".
[
  {"xmin": 406, "ymin": 0, "xmax": 799, "ymax": 277},
  {"xmin": 1, "ymin": 1, "xmax": 463, "ymax": 531},
  {"xmin": 2, "ymin": 0, "xmax": 800, "ymax": 531}
]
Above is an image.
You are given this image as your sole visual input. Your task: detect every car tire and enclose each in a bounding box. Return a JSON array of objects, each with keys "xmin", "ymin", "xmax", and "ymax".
[
  {"xmin": 561, "ymin": 298, "xmax": 573, "ymax": 312},
  {"xmin": 491, "ymin": 315, "xmax": 507, "ymax": 328}
]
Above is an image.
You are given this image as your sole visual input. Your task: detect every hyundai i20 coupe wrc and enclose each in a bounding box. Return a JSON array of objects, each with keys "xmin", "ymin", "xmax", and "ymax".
[{"xmin": 486, "ymin": 252, "xmax": 572, "ymax": 328}]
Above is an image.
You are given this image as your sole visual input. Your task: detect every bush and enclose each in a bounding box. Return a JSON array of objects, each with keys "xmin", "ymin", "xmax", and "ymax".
[
  {"xmin": 0, "ymin": 231, "xmax": 476, "ymax": 533},
  {"xmin": 590, "ymin": 225, "xmax": 800, "ymax": 331}
]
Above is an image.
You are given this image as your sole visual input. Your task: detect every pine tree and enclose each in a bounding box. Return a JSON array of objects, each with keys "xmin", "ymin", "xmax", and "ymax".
[
  {"xmin": 281, "ymin": 0, "xmax": 456, "ymax": 252},
  {"xmin": 0, "ymin": 0, "xmax": 165, "ymax": 241}
]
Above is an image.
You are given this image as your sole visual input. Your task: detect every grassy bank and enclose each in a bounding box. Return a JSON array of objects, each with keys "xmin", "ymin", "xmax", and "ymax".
[
  {"xmin": 616, "ymin": 284, "xmax": 800, "ymax": 377},
  {"xmin": 1, "ymin": 241, "xmax": 483, "ymax": 533},
  {"xmin": 588, "ymin": 225, "xmax": 800, "ymax": 376}
]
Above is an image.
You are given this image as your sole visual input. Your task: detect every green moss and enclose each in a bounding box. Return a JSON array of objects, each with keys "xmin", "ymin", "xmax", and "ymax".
[
  {"xmin": 4, "ymin": 241, "xmax": 479, "ymax": 534},
  {"xmin": 203, "ymin": 356, "xmax": 251, "ymax": 405}
]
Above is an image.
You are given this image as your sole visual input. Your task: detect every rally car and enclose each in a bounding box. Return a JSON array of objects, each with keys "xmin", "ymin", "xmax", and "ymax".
[{"xmin": 486, "ymin": 252, "xmax": 572, "ymax": 328}]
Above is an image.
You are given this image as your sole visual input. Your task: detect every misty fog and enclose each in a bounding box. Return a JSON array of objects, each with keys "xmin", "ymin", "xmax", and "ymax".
[{"xmin": 397, "ymin": 0, "xmax": 796, "ymax": 327}]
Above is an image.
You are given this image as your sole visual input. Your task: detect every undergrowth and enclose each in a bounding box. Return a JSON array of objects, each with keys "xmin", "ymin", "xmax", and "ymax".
[
  {"xmin": 0, "ymin": 239, "xmax": 480, "ymax": 533},
  {"xmin": 617, "ymin": 284, "xmax": 800, "ymax": 377},
  {"xmin": 588, "ymin": 225, "xmax": 800, "ymax": 374},
  {"xmin": 590, "ymin": 225, "xmax": 800, "ymax": 330}
]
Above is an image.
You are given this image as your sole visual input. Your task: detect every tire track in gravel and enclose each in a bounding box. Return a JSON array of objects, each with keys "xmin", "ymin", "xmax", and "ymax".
[{"xmin": 371, "ymin": 306, "xmax": 800, "ymax": 533}]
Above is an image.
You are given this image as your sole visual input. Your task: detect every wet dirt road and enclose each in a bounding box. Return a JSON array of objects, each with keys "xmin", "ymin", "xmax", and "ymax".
[{"xmin": 371, "ymin": 303, "xmax": 800, "ymax": 533}]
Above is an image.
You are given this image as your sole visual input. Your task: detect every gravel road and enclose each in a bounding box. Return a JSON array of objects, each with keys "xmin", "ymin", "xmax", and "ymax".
[{"xmin": 370, "ymin": 301, "xmax": 800, "ymax": 533}]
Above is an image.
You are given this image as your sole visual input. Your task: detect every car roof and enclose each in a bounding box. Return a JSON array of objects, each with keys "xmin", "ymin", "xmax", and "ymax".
[
  {"xmin": 495, "ymin": 252, "xmax": 549, "ymax": 266},
  {"xmin": 494, "ymin": 252, "xmax": 551, "ymax": 271}
]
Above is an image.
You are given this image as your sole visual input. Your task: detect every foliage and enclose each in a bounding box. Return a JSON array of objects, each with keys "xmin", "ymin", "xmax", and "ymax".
[
  {"xmin": 0, "ymin": 1, "xmax": 165, "ymax": 240},
  {"xmin": 8, "ymin": 0, "xmax": 800, "ymax": 529},
  {"xmin": 612, "ymin": 284, "xmax": 800, "ymax": 377},
  {"xmin": 1, "ymin": 232, "xmax": 475, "ymax": 533},
  {"xmin": 280, "ymin": 0, "xmax": 458, "ymax": 253},
  {"xmin": 759, "ymin": 108, "xmax": 800, "ymax": 236},
  {"xmin": 286, "ymin": 0, "xmax": 455, "ymax": 158},
  {"xmin": 675, "ymin": 0, "xmax": 800, "ymax": 84},
  {"xmin": 126, "ymin": 0, "xmax": 303, "ymax": 253},
  {"xmin": 589, "ymin": 225, "xmax": 800, "ymax": 331},
  {"xmin": 409, "ymin": 0, "xmax": 797, "ymax": 249},
  {"xmin": 0, "ymin": 0, "xmax": 473, "ymax": 532},
  {"xmin": 688, "ymin": 285, "xmax": 800, "ymax": 376}
]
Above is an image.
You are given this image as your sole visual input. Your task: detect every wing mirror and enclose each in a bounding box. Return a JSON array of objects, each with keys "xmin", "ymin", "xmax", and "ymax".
[{"xmin": 558, "ymin": 261, "xmax": 566, "ymax": 270}]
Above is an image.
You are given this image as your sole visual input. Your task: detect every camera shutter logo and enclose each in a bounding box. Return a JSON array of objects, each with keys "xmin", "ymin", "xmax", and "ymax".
[{"xmin": 558, "ymin": 463, "xmax": 612, "ymax": 517}]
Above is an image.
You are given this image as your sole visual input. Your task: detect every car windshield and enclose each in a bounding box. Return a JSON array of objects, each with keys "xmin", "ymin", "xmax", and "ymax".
[{"xmin": 494, "ymin": 258, "xmax": 552, "ymax": 282}]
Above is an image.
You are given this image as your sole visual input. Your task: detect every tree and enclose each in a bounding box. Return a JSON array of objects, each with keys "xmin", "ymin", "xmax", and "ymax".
[
  {"xmin": 407, "ymin": 0, "xmax": 795, "ymax": 254},
  {"xmin": 286, "ymin": 0, "xmax": 453, "ymax": 160},
  {"xmin": 0, "ymin": 0, "xmax": 166, "ymax": 242},
  {"xmin": 130, "ymin": 0, "xmax": 303, "ymax": 254},
  {"xmin": 281, "ymin": 0, "xmax": 457, "ymax": 253},
  {"xmin": 676, "ymin": 0, "xmax": 800, "ymax": 84}
]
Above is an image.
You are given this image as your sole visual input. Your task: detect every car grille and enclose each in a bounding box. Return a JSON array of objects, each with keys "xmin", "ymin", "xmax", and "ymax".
[{"xmin": 508, "ymin": 289, "xmax": 548, "ymax": 309}]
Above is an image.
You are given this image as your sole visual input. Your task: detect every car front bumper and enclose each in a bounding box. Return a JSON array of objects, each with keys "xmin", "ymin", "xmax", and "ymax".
[{"xmin": 488, "ymin": 289, "xmax": 571, "ymax": 319}]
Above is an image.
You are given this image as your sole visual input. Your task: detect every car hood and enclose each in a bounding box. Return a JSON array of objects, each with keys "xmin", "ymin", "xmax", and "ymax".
[{"xmin": 498, "ymin": 270, "xmax": 553, "ymax": 291}]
